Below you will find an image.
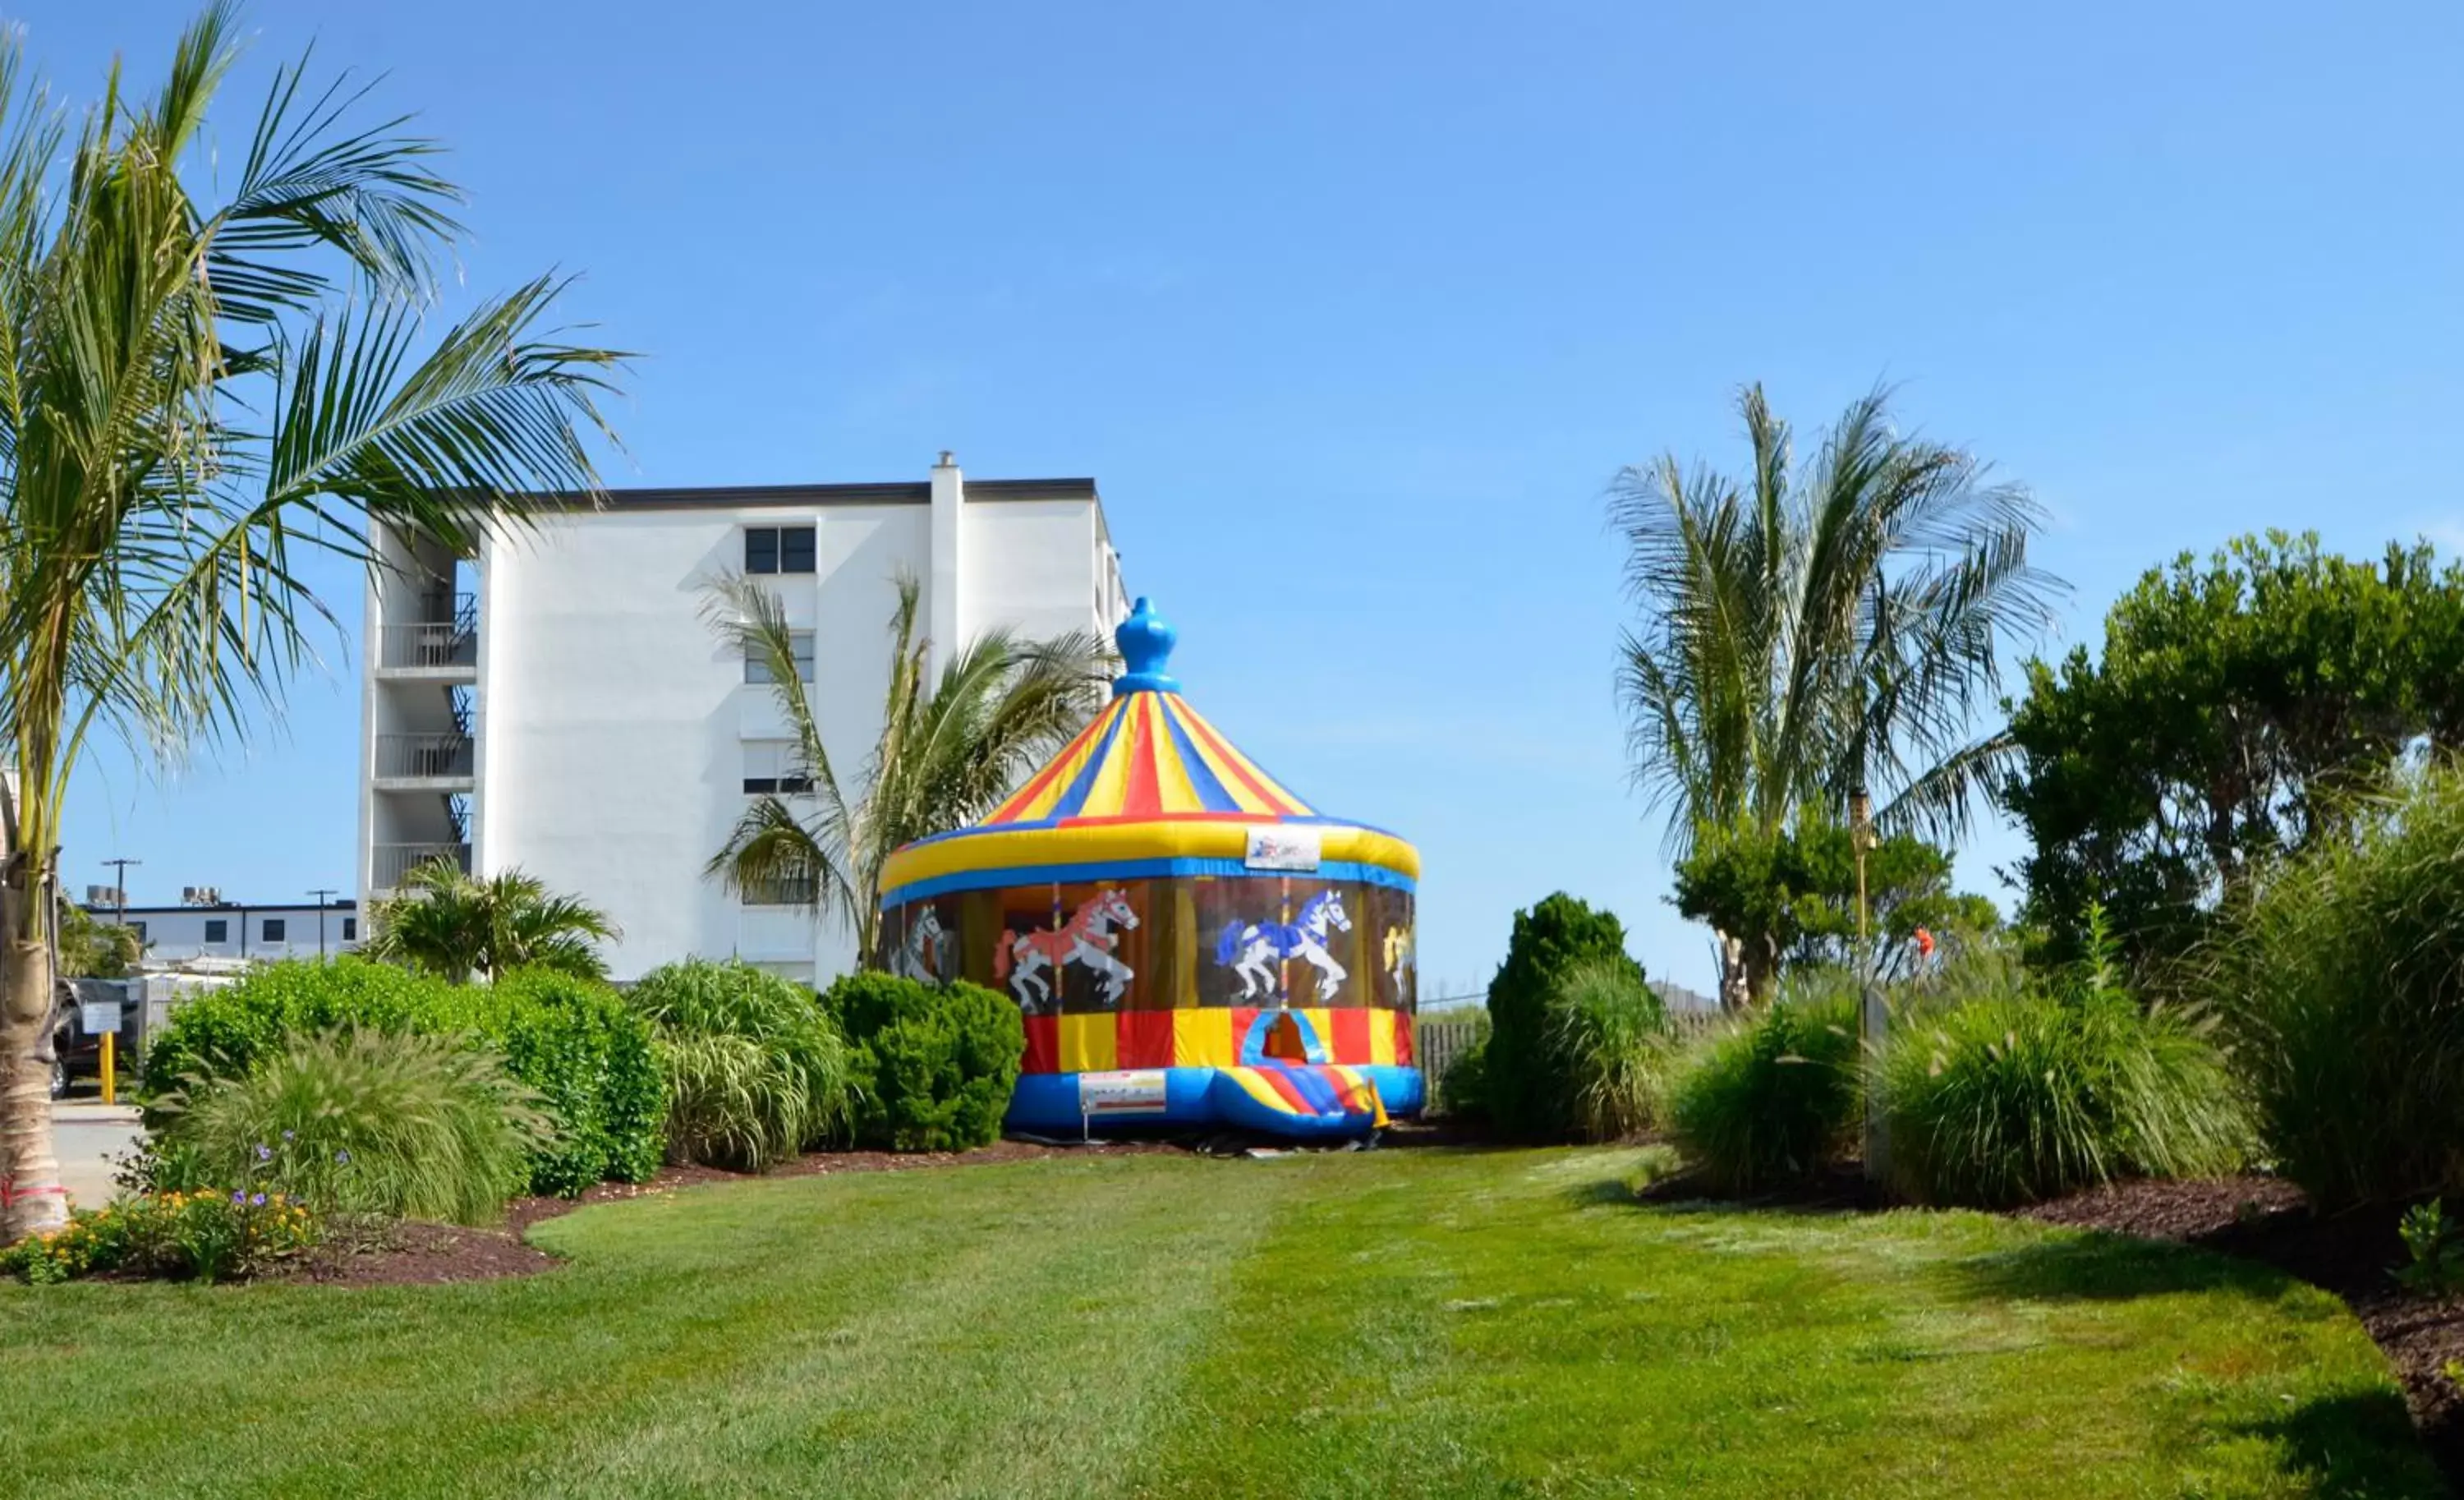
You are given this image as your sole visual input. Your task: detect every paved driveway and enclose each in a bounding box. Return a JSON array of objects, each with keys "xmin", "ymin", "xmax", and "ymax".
[{"xmin": 51, "ymin": 1100, "xmax": 142, "ymax": 1208}]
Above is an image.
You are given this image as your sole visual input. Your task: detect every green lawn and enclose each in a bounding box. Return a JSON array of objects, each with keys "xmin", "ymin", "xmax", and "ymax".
[{"xmin": 0, "ymin": 1148, "xmax": 2439, "ymax": 1498}]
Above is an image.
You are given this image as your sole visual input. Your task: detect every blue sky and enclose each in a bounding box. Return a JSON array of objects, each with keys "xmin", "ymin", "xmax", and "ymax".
[{"xmin": 21, "ymin": 1, "xmax": 2464, "ymax": 996}]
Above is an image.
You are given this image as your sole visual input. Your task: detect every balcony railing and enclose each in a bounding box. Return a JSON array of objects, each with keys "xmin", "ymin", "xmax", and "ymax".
[
  {"xmin": 375, "ymin": 733, "xmax": 475, "ymax": 780},
  {"xmin": 372, "ymin": 842, "xmax": 471, "ymax": 889},
  {"xmin": 376, "ymin": 621, "xmax": 477, "ymax": 670}
]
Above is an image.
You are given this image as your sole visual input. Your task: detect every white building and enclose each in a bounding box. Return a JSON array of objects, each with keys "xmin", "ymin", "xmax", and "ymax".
[
  {"xmin": 358, "ymin": 454, "xmax": 1129, "ymax": 983},
  {"xmin": 85, "ymin": 900, "xmax": 363, "ymax": 965}
]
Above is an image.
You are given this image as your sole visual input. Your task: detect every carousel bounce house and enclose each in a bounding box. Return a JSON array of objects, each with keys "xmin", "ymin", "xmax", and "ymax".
[{"xmin": 876, "ymin": 598, "xmax": 1423, "ymax": 1138}]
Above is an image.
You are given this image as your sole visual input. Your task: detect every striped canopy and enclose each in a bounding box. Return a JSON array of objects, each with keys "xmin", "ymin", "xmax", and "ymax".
[{"xmin": 982, "ymin": 688, "xmax": 1314, "ymax": 827}]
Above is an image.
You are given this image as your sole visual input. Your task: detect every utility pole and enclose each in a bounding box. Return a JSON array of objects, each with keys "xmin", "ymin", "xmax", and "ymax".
[
  {"xmin": 307, "ymin": 886, "xmax": 339, "ymax": 959},
  {"xmin": 102, "ymin": 857, "xmax": 141, "ymax": 923},
  {"xmin": 1850, "ymin": 785, "xmax": 1887, "ymax": 1189}
]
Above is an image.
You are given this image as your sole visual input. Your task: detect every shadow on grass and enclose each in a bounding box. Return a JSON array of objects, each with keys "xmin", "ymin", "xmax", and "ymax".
[
  {"xmin": 1948, "ymin": 1227, "xmax": 2302, "ymax": 1304},
  {"xmin": 2235, "ymin": 1389, "xmax": 2447, "ymax": 1498}
]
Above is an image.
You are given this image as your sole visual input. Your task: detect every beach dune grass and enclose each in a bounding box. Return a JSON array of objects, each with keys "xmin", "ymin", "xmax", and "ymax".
[{"xmin": 0, "ymin": 1148, "xmax": 2438, "ymax": 1498}]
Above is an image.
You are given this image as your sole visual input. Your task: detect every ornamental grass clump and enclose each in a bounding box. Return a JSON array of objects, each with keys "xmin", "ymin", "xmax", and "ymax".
[
  {"xmin": 1877, "ymin": 912, "xmax": 2246, "ymax": 1208},
  {"xmin": 1548, "ymin": 958, "xmax": 1676, "ymax": 1141},
  {"xmin": 150, "ymin": 1028, "xmax": 551, "ymax": 1226},
  {"xmin": 1666, "ymin": 989, "xmax": 1860, "ymax": 1194},
  {"xmin": 2202, "ymin": 765, "xmax": 2464, "ymax": 1208},
  {"xmin": 627, "ymin": 959, "xmax": 854, "ymax": 1171}
]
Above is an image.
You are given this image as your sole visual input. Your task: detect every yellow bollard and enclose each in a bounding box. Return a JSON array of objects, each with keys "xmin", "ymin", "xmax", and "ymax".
[{"xmin": 100, "ymin": 1030, "xmax": 114, "ymax": 1106}]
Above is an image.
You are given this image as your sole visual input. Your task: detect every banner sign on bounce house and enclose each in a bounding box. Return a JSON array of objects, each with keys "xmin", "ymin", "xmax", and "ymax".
[
  {"xmin": 1078, "ymin": 1070, "xmax": 1170, "ymax": 1118},
  {"xmin": 1243, "ymin": 825, "xmax": 1322, "ymax": 872}
]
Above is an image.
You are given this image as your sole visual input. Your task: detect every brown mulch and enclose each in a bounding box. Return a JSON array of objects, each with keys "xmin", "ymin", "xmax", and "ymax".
[
  {"xmin": 2012, "ymin": 1175, "xmax": 2464, "ymax": 1488},
  {"xmin": 278, "ymin": 1137, "xmax": 1190, "ymax": 1289}
]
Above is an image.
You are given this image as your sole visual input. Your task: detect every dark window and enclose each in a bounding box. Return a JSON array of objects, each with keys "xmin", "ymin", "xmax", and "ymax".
[
  {"xmin": 342, "ymin": 918, "xmax": 357, "ymax": 941},
  {"xmin": 204, "ymin": 918, "xmax": 228, "ymax": 944},
  {"xmin": 743, "ymin": 527, "xmax": 816, "ymax": 575},
  {"xmin": 263, "ymin": 918, "xmax": 286, "ymax": 942},
  {"xmin": 742, "ymin": 875, "xmax": 818, "ymax": 906},
  {"xmin": 740, "ymin": 775, "xmax": 816, "ymax": 795}
]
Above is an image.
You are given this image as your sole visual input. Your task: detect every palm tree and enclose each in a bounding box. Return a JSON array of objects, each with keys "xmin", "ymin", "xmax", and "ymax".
[
  {"xmin": 363, "ymin": 859, "xmax": 619, "ymax": 984},
  {"xmin": 1612, "ymin": 384, "xmax": 2060, "ymax": 1005},
  {"xmin": 0, "ymin": 7, "xmax": 625, "ymax": 1235},
  {"xmin": 703, "ymin": 572, "xmax": 1110, "ymax": 964}
]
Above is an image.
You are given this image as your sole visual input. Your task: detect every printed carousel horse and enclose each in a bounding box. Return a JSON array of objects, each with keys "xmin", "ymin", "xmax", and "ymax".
[
  {"xmin": 1216, "ymin": 889, "xmax": 1352, "ymax": 1003},
  {"xmin": 889, "ymin": 904, "xmax": 949, "ymax": 982},
  {"xmin": 1383, "ymin": 923, "xmax": 1414, "ymax": 997},
  {"xmin": 995, "ymin": 888, "xmax": 1139, "ymax": 1010}
]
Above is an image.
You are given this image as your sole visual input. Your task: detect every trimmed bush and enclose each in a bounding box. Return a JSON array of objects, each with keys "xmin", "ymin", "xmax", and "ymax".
[
  {"xmin": 140, "ymin": 958, "xmax": 665, "ymax": 1197},
  {"xmin": 1548, "ymin": 959, "xmax": 1676, "ymax": 1141},
  {"xmin": 826, "ymin": 973, "xmax": 1023, "ymax": 1153},
  {"xmin": 2204, "ymin": 765, "xmax": 2464, "ymax": 1208},
  {"xmin": 627, "ymin": 959, "xmax": 853, "ymax": 1171},
  {"xmin": 1666, "ymin": 992, "xmax": 1859, "ymax": 1193},
  {"xmin": 1484, "ymin": 893, "xmax": 1646, "ymax": 1141},
  {"xmin": 154, "ymin": 1028, "xmax": 551, "ymax": 1225}
]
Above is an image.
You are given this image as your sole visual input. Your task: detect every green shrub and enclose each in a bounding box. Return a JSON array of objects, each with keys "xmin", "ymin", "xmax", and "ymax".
[
  {"xmin": 826, "ymin": 973, "xmax": 1022, "ymax": 1153},
  {"xmin": 628, "ymin": 959, "xmax": 853, "ymax": 1170},
  {"xmin": 1548, "ymin": 959, "xmax": 1675, "ymax": 1141},
  {"xmin": 3, "ymin": 1189, "xmax": 319, "ymax": 1284},
  {"xmin": 439, "ymin": 969, "xmax": 667, "ymax": 1194},
  {"xmin": 1484, "ymin": 893, "xmax": 1646, "ymax": 1141},
  {"xmin": 1667, "ymin": 992, "xmax": 1859, "ymax": 1194},
  {"xmin": 1430, "ymin": 1011, "xmax": 1492, "ymax": 1120},
  {"xmin": 140, "ymin": 958, "xmax": 665, "ymax": 1197},
  {"xmin": 2204, "ymin": 765, "xmax": 2464, "ymax": 1208},
  {"xmin": 153, "ymin": 1028, "xmax": 550, "ymax": 1225}
]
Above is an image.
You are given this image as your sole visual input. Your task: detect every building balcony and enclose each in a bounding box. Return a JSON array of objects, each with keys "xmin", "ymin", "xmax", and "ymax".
[
  {"xmin": 374, "ymin": 594, "xmax": 478, "ymax": 679},
  {"xmin": 372, "ymin": 842, "xmax": 471, "ymax": 892},
  {"xmin": 373, "ymin": 733, "xmax": 475, "ymax": 789}
]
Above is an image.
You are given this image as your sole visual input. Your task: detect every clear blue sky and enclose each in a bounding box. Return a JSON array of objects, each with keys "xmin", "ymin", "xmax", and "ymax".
[{"xmin": 22, "ymin": 1, "xmax": 2464, "ymax": 996}]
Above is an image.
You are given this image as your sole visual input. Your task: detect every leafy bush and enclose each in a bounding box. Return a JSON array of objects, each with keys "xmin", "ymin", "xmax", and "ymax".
[
  {"xmin": 1548, "ymin": 959, "xmax": 1675, "ymax": 1141},
  {"xmin": 1484, "ymin": 893, "xmax": 1646, "ymax": 1141},
  {"xmin": 628, "ymin": 959, "xmax": 853, "ymax": 1170},
  {"xmin": 140, "ymin": 958, "xmax": 665, "ymax": 1197},
  {"xmin": 2, "ymin": 1190, "xmax": 318, "ymax": 1284},
  {"xmin": 152, "ymin": 1029, "xmax": 550, "ymax": 1225},
  {"xmin": 1430, "ymin": 1011, "xmax": 1492, "ymax": 1120},
  {"xmin": 2396, "ymin": 1200, "xmax": 2464, "ymax": 1299},
  {"xmin": 2204, "ymin": 764, "xmax": 2464, "ymax": 1208},
  {"xmin": 826, "ymin": 973, "xmax": 1022, "ymax": 1152},
  {"xmin": 1666, "ymin": 992, "xmax": 1859, "ymax": 1194}
]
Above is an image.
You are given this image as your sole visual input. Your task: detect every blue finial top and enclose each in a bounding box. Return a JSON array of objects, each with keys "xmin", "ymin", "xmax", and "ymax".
[{"xmin": 1113, "ymin": 596, "xmax": 1180, "ymax": 696}]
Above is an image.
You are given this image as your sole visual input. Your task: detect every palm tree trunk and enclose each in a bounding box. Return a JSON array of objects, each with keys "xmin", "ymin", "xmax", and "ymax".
[
  {"xmin": 1717, "ymin": 932, "xmax": 1751, "ymax": 1012},
  {"xmin": 0, "ymin": 852, "xmax": 66, "ymax": 1238}
]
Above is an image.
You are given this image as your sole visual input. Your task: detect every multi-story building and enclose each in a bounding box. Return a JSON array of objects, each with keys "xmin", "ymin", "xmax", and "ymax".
[
  {"xmin": 358, "ymin": 453, "xmax": 1129, "ymax": 983},
  {"xmin": 81, "ymin": 900, "xmax": 362, "ymax": 966}
]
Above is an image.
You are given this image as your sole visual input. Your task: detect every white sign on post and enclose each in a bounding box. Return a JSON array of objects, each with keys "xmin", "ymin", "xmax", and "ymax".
[
  {"xmin": 1243, "ymin": 825, "xmax": 1322, "ymax": 872},
  {"xmin": 1077, "ymin": 1070, "xmax": 1169, "ymax": 1117},
  {"xmin": 80, "ymin": 1001, "xmax": 123, "ymax": 1034}
]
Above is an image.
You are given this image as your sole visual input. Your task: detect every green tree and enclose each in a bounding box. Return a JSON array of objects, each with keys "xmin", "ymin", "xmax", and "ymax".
[
  {"xmin": 1997, "ymin": 531, "xmax": 2464, "ymax": 969},
  {"xmin": 56, "ymin": 899, "xmax": 140, "ymax": 978},
  {"xmin": 364, "ymin": 860, "xmax": 620, "ymax": 985},
  {"xmin": 0, "ymin": 7, "xmax": 623, "ymax": 1233},
  {"xmin": 1612, "ymin": 384, "xmax": 2059, "ymax": 1005},
  {"xmin": 702, "ymin": 572, "xmax": 1110, "ymax": 964},
  {"xmin": 1672, "ymin": 820, "xmax": 1997, "ymax": 1005},
  {"xmin": 1483, "ymin": 892, "xmax": 1645, "ymax": 1141}
]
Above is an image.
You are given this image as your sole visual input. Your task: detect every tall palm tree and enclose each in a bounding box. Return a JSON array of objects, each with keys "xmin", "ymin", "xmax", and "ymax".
[
  {"xmin": 704, "ymin": 572, "xmax": 1110, "ymax": 964},
  {"xmin": 0, "ymin": 7, "xmax": 624, "ymax": 1235},
  {"xmin": 1613, "ymin": 384, "xmax": 2059, "ymax": 1005},
  {"xmin": 363, "ymin": 859, "xmax": 619, "ymax": 985}
]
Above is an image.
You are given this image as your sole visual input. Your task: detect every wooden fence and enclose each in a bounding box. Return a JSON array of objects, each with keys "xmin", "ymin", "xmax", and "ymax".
[{"xmin": 1413, "ymin": 1005, "xmax": 1730, "ymax": 1115}]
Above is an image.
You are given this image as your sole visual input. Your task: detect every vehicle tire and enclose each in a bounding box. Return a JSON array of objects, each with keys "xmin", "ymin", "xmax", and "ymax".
[{"xmin": 48, "ymin": 1056, "xmax": 70, "ymax": 1101}]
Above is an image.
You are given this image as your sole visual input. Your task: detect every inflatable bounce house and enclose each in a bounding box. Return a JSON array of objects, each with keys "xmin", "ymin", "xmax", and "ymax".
[{"xmin": 876, "ymin": 598, "xmax": 1423, "ymax": 1138}]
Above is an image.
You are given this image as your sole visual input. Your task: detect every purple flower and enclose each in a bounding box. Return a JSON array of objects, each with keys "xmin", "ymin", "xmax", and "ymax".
[
  {"xmin": 231, "ymin": 1190, "xmax": 246, "ymax": 1204},
  {"xmin": 250, "ymin": 1193, "xmax": 267, "ymax": 1207},
  {"xmin": 255, "ymin": 1143, "xmax": 273, "ymax": 1162},
  {"xmin": 334, "ymin": 1150, "xmax": 351, "ymax": 1165},
  {"xmin": 280, "ymin": 1130, "xmax": 295, "ymax": 1142}
]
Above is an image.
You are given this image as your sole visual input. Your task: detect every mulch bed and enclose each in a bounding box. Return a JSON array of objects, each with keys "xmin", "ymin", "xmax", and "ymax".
[
  {"xmin": 274, "ymin": 1138, "xmax": 1189, "ymax": 1289},
  {"xmin": 2014, "ymin": 1175, "xmax": 2464, "ymax": 1488}
]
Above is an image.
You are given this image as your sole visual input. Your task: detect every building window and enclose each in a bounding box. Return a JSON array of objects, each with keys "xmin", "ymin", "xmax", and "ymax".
[
  {"xmin": 263, "ymin": 918, "xmax": 286, "ymax": 943},
  {"xmin": 745, "ymin": 526, "xmax": 816, "ymax": 575},
  {"xmin": 744, "ymin": 629, "xmax": 816, "ymax": 684},
  {"xmin": 204, "ymin": 918, "xmax": 228, "ymax": 944},
  {"xmin": 741, "ymin": 875, "xmax": 818, "ymax": 907},
  {"xmin": 342, "ymin": 918, "xmax": 357, "ymax": 942},
  {"xmin": 742, "ymin": 740, "xmax": 814, "ymax": 795}
]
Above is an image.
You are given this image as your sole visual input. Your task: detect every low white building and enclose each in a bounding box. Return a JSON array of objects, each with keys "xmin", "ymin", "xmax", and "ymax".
[
  {"xmin": 85, "ymin": 901, "xmax": 363, "ymax": 965},
  {"xmin": 357, "ymin": 454, "xmax": 1129, "ymax": 983}
]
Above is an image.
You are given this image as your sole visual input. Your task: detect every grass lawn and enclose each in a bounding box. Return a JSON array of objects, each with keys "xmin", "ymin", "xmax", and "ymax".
[{"xmin": 0, "ymin": 1147, "xmax": 2440, "ymax": 1498}]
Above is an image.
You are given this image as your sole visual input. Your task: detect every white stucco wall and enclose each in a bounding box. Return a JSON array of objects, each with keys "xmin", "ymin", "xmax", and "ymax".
[{"xmin": 369, "ymin": 470, "xmax": 1126, "ymax": 982}]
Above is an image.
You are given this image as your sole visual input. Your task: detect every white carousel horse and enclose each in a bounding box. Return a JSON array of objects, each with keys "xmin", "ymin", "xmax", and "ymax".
[{"xmin": 1216, "ymin": 889, "xmax": 1352, "ymax": 1003}]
